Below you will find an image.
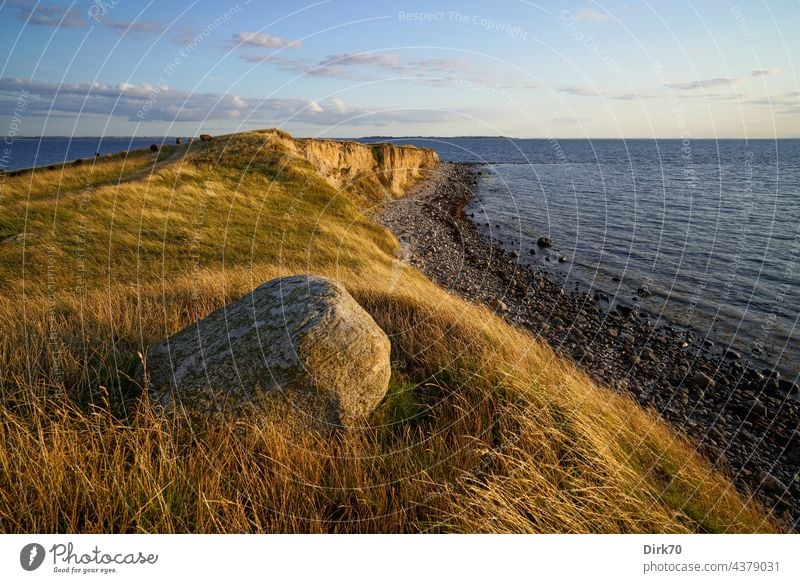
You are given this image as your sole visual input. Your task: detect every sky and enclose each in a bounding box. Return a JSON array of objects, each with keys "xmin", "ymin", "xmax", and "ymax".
[{"xmin": 0, "ymin": 0, "xmax": 798, "ymax": 138}]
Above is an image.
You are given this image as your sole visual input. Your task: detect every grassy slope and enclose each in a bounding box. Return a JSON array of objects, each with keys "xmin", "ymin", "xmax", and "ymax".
[{"xmin": 0, "ymin": 130, "xmax": 776, "ymax": 533}]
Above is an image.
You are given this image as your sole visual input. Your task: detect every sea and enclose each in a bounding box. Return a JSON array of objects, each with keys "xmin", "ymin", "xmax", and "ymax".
[
  {"xmin": 4, "ymin": 136, "xmax": 798, "ymax": 379},
  {"xmin": 359, "ymin": 137, "xmax": 800, "ymax": 380},
  {"xmin": 0, "ymin": 137, "xmax": 176, "ymax": 171}
]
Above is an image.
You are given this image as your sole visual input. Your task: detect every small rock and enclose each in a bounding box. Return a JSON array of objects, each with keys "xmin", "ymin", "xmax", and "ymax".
[
  {"xmin": 723, "ymin": 348, "xmax": 742, "ymax": 360},
  {"xmin": 490, "ymin": 298, "xmax": 508, "ymax": 313},
  {"xmin": 760, "ymin": 472, "xmax": 788, "ymax": 495},
  {"xmin": 558, "ymin": 255, "xmax": 568, "ymax": 263},
  {"xmin": 751, "ymin": 398, "xmax": 768, "ymax": 419},
  {"xmin": 690, "ymin": 371, "xmax": 716, "ymax": 390},
  {"xmin": 616, "ymin": 305, "xmax": 634, "ymax": 318},
  {"xmin": 746, "ymin": 368, "xmax": 765, "ymax": 382},
  {"xmin": 636, "ymin": 286, "xmax": 652, "ymax": 298},
  {"xmin": 175, "ymin": 137, "xmax": 182, "ymax": 145},
  {"xmin": 537, "ymin": 237, "xmax": 554, "ymax": 248},
  {"xmin": 200, "ymin": 133, "xmax": 213, "ymax": 141},
  {"xmin": 150, "ymin": 144, "xmax": 160, "ymax": 152},
  {"xmin": 783, "ymin": 447, "xmax": 800, "ymax": 465}
]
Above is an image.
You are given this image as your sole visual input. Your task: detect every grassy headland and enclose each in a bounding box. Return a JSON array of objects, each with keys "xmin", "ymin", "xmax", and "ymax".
[{"xmin": 0, "ymin": 129, "xmax": 777, "ymax": 532}]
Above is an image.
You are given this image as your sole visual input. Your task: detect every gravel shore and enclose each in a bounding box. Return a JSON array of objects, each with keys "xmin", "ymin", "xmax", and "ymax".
[{"xmin": 377, "ymin": 162, "xmax": 800, "ymax": 531}]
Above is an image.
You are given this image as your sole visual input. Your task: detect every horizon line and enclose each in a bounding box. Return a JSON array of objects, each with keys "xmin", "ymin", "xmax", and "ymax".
[{"xmin": 10, "ymin": 134, "xmax": 800, "ymax": 140}]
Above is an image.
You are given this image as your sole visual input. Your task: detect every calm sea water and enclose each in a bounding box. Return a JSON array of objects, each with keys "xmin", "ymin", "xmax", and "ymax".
[
  {"xmin": 362, "ymin": 137, "xmax": 799, "ymax": 379},
  {"xmin": 1, "ymin": 137, "xmax": 179, "ymax": 170}
]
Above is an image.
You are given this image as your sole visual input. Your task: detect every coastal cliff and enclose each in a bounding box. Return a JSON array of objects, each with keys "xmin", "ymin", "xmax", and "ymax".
[{"xmin": 252, "ymin": 129, "xmax": 439, "ymax": 196}]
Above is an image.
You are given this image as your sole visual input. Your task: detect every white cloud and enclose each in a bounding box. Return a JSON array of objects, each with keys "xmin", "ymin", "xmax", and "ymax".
[
  {"xmin": 750, "ymin": 68, "xmax": 781, "ymax": 77},
  {"xmin": 558, "ymin": 85, "xmax": 600, "ymax": 97},
  {"xmin": 101, "ymin": 17, "xmax": 162, "ymax": 38},
  {"xmin": 240, "ymin": 51, "xmax": 484, "ymax": 87},
  {"xmin": 665, "ymin": 77, "xmax": 739, "ymax": 90},
  {"xmin": 14, "ymin": 1, "xmax": 85, "ymax": 29},
  {"xmin": 0, "ymin": 77, "xmax": 459, "ymax": 128},
  {"xmin": 331, "ymin": 97, "xmax": 346, "ymax": 113},
  {"xmin": 318, "ymin": 53, "xmax": 400, "ymax": 68},
  {"xmin": 232, "ymin": 32, "xmax": 302, "ymax": 49},
  {"xmin": 119, "ymin": 82, "xmax": 167, "ymax": 97},
  {"xmin": 665, "ymin": 68, "xmax": 781, "ymax": 90}
]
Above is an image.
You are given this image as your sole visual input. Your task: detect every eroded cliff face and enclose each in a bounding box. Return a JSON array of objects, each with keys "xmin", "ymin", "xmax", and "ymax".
[{"xmin": 257, "ymin": 129, "xmax": 439, "ymax": 197}]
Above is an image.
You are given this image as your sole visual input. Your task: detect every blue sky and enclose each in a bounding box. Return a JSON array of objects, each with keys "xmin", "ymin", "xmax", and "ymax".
[{"xmin": 1, "ymin": 0, "xmax": 798, "ymax": 137}]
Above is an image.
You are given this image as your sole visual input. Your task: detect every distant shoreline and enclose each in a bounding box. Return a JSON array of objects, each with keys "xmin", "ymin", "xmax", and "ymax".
[{"xmin": 9, "ymin": 135, "xmax": 800, "ymax": 140}]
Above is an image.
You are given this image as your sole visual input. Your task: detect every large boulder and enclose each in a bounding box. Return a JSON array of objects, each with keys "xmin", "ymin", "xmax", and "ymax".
[{"xmin": 142, "ymin": 275, "xmax": 391, "ymax": 427}]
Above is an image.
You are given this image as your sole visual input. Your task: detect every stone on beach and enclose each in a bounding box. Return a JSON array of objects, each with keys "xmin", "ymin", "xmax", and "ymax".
[
  {"xmin": 690, "ymin": 370, "xmax": 716, "ymax": 390},
  {"xmin": 490, "ymin": 298, "xmax": 508, "ymax": 313},
  {"xmin": 537, "ymin": 237, "xmax": 554, "ymax": 248},
  {"xmin": 141, "ymin": 274, "xmax": 391, "ymax": 427},
  {"xmin": 760, "ymin": 472, "xmax": 788, "ymax": 495}
]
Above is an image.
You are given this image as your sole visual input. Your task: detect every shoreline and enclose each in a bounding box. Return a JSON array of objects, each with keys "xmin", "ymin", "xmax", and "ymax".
[{"xmin": 378, "ymin": 162, "xmax": 799, "ymax": 530}]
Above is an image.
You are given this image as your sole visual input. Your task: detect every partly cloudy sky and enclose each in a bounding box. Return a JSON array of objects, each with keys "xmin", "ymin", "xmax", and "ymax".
[{"xmin": 1, "ymin": 0, "xmax": 798, "ymax": 137}]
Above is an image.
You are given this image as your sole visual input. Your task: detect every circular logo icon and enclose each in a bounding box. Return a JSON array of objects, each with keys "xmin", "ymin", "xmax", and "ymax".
[{"xmin": 20, "ymin": 543, "xmax": 46, "ymax": 571}]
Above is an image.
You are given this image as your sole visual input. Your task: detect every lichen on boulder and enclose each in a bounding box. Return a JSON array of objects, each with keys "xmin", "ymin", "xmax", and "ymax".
[{"xmin": 140, "ymin": 275, "xmax": 391, "ymax": 427}]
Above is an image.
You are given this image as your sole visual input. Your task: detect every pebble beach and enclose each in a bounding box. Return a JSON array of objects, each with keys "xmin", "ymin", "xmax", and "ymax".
[{"xmin": 378, "ymin": 163, "xmax": 800, "ymax": 531}]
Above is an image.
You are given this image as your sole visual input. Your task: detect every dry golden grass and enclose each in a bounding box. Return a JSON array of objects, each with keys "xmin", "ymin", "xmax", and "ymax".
[{"xmin": 0, "ymin": 130, "xmax": 777, "ymax": 533}]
